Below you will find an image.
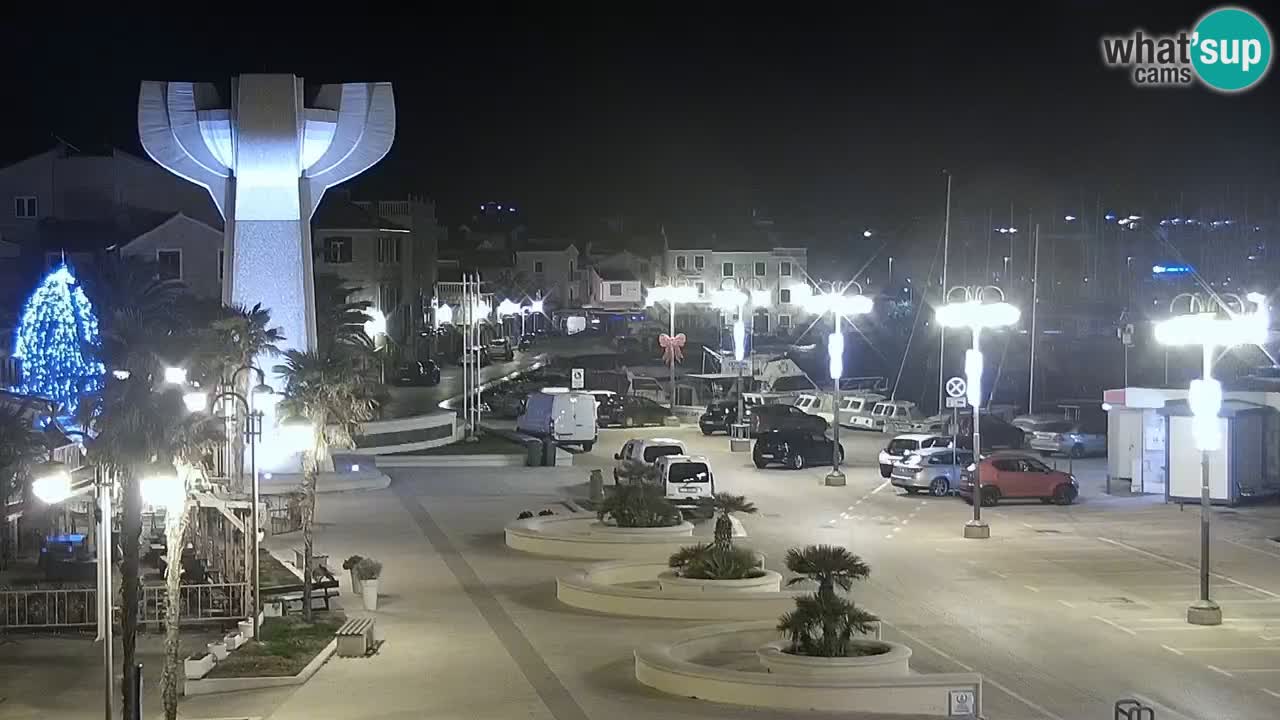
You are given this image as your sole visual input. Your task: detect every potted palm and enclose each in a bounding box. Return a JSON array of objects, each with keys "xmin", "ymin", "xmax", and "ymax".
[
  {"xmin": 343, "ymin": 554, "xmax": 365, "ymax": 594},
  {"xmin": 757, "ymin": 545, "xmax": 908, "ymax": 677},
  {"xmin": 661, "ymin": 494, "xmax": 781, "ymax": 592},
  {"xmin": 356, "ymin": 557, "xmax": 383, "ymax": 611}
]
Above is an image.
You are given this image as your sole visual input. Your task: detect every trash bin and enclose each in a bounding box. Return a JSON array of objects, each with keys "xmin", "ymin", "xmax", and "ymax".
[
  {"xmin": 542, "ymin": 438, "xmax": 557, "ymax": 466},
  {"xmin": 524, "ymin": 437, "xmax": 542, "ymax": 466}
]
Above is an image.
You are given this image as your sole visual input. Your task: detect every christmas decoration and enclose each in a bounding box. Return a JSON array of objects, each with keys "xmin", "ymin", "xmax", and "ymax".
[{"xmin": 11, "ymin": 263, "xmax": 105, "ymax": 415}]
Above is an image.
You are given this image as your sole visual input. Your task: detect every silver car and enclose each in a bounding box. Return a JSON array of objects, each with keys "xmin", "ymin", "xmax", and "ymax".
[
  {"xmin": 1028, "ymin": 420, "xmax": 1107, "ymax": 458},
  {"xmin": 890, "ymin": 447, "xmax": 976, "ymax": 496}
]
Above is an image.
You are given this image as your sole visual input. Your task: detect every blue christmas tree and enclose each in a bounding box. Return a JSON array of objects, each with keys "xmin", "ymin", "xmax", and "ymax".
[{"xmin": 12, "ymin": 263, "xmax": 105, "ymax": 416}]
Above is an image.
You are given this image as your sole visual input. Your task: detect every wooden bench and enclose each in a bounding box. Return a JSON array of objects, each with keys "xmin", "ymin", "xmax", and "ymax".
[
  {"xmin": 264, "ymin": 566, "xmax": 341, "ymax": 616},
  {"xmin": 335, "ymin": 616, "xmax": 376, "ymax": 657},
  {"xmin": 292, "ymin": 548, "xmax": 329, "ymax": 572}
]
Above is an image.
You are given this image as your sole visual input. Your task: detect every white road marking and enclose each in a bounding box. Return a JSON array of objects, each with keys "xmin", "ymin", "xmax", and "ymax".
[
  {"xmin": 884, "ymin": 534, "xmax": 894, "ymax": 540},
  {"xmin": 884, "ymin": 622, "xmax": 1064, "ymax": 720},
  {"xmin": 1224, "ymin": 668, "xmax": 1280, "ymax": 673},
  {"xmin": 1174, "ymin": 647, "xmax": 1280, "ymax": 653},
  {"xmin": 991, "ymin": 570, "xmax": 1009, "ymax": 579},
  {"xmin": 1224, "ymin": 537, "xmax": 1280, "ymax": 560},
  {"xmin": 1207, "ymin": 665, "xmax": 1235, "ymax": 677},
  {"xmin": 1092, "ymin": 615, "xmax": 1138, "ymax": 636},
  {"xmin": 1262, "ymin": 688, "xmax": 1280, "ymax": 700},
  {"xmin": 1024, "ymin": 585, "xmax": 1041, "ymax": 593},
  {"xmin": 847, "ymin": 505, "xmax": 855, "ymax": 511},
  {"xmin": 855, "ymin": 500, "xmax": 863, "ymax": 506},
  {"xmin": 871, "ymin": 479, "xmax": 892, "ymax": 495},
  {"xmin": 1097, "ymin": 537, "xmax": 1280, "ymax": 599},
  {"xmin": 1058, "ymin": 600, "xmax": 1077, "ymax": 608},
  {"xmin": 1160, "ymin": 644, "xmax": 1185, "ymax": 656},
  {"xmin": 892, "ymin": 527, "xmax": 902, "ymax": 533},
  {"xmin": 1021, "ymin": 522, "xmax": 1036, "ymax": 529},
  {"xmin": 901, "ymin": 519, "xmax": 910, "ymax": 525}
]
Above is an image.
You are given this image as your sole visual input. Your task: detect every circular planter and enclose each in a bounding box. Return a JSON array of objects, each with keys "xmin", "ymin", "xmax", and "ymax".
[
  {"xmin": 756, "ymin": 639, "xmax": 910, "ymax": 678},
  {"xmin": 657, "ymin": 570, "xmax": 783, "ymax": 593},
  {"xmin": 588, "ymin": 521, "xmax": 695, "ymax": 537}
]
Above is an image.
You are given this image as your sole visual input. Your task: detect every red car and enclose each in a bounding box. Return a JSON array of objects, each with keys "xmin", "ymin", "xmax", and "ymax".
[{"xmin": 958, "ymin": 453, "xmax": 1078, "ymax": 506}]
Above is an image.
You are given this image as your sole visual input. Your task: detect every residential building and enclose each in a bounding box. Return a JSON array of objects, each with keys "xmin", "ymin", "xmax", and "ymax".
[
  {"xmin": 661, "ymin": 246, "xmax": 809, "ymax": 334},
  {"xmin": 515, "ymin": 242, "xmax": 582, "ymax": 309},
  {"xmin": 118, "ymin": 213, "xmax": 224, "ymax": 298},
  {"xmin": 587, "ymin": 268, "xmax": 643, "ymax": 308}
]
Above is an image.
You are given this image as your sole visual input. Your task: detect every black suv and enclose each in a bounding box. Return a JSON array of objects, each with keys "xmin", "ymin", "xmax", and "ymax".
[
  {"xmin": 698, "ymin": 400, "xmax": 739, "ymax": 435},
  {"xmin": 753, "ymin": 429, "xmax": 844, "ymax": 470},
  {"xmin": 746, "ymin": 403, "xmax": 829, "ymax": 437}
]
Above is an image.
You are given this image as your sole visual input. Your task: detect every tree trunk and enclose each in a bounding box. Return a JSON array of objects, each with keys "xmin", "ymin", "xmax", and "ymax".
[
  {"xmin": 160, "ymin": 501, "xmax": 191, "ymax": 720},
  {"xmin": 713, "ymin": 512, "xmax": 732, "ymax": 549},
  {"xmin": 119, "ymin": 468, "xmax": 142, "ymax": 720},
  {"xmin": 301, "ymin": 464, "xmax": 317, "ymax": 622}
]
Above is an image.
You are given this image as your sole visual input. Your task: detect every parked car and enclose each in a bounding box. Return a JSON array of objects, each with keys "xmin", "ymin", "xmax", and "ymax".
[
  {"xmin": 878, "ymin": 434, "xmax": 951, "ymax": 478},
  {"xmin": 836, "ymin": 393, "xmax": 886, "ymax": 428},
  {"xmin": 516, "ymin": 390, "xmax": 597, "ymax": 450},
  {"xmin": 458, "ymin": 346, "xmax": 490, "ymax": 367},
  {"xmin": 614, "ymin": 437, "xmax": 688, "ymax": 482},
  {"xmin": 653, "ymin": 454, "xmax": 715, "ymax": 515},
  {"xmin": 958, "ymin": 453, "xmax": 1078, "ymax": 506},
  {"xmin": 951, "ymin": 414, "xmax": 1026, "ymax": 451},
  {"xmin": 610, "ymin": 396, "xmax": 674, "ymax": 428},
  {"xmin": 629, "ymin": 375, "xmax": 668, "ymax": 404},
  {"xmin": 487, "ymin": 338, "xmax": 515, "ymax": 361},
  {"xmin": 395, "ymin": 360, "xmax": 441, "ymax": 386},
  {"xmin": 698, "ymin": 400, "xmax": 740, "ymax": 435},
  {"xmin": 518, "ymin": 334, "xmax": 535, "ymax": 350},
  {"xmin": 746, "ymin": 403, "xmax": 829, "ymax": 437},
  {"xmin": 753, "ymin": 429, "xmax": 844, "ymax": 470},
  {"xmin": 890, "ymin": 447, "xmax": 975, "ymax": 496},
  {"xmin": 1028, "ymin": 419, "xmax": 1107, "ymax": 458}
]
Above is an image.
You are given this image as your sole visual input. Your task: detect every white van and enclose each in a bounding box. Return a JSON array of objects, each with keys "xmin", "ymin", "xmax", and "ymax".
[
  {"xmin": 653, "ymin": 454, "xmax": 715, "ymax": 515},
  {"xmin": 517, "ymin": 390, "xmax": 598, "ymax": 451}
]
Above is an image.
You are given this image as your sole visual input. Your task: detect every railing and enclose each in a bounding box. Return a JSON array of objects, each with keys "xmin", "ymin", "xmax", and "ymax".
[
  {"xmin": 0, "ymin": 582, "xmax": 250, "ymax": 629},
  {"xmin": 264, "ymin": 493, "xmax": 303, "ymax": 535}
]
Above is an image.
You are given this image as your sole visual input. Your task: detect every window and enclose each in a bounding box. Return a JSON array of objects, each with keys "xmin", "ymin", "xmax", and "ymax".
[
  {"xmin": 722, "ymin": 262, "xmax": 734, "ymax": 277},
  {"xmin": 324, "ymin": 236, "xmax": 352, "ymax": 264},
  {"xmin": 676, "ymin": 256, "xmax": 687, "ymax": 271},
  {"xmin": 778, "ymin": 314, "xmax": 791, "ymax": 329},
  {"xmin": 695, "ymin": 281, "xmax": 705, "ymax": 296},
  {"xmin": 992, "ymin": 459, "xmax": 1020, "ymax": 472},
  {"xmin": 780, "ymin": 288, "xmax": 792, "ymax": 304},
  {"xmin": 14, "ymin": 196, "xmax": 37, "ymax": 219},
  {"xmin": 780, "ymin": 261, "xmax": 792, "ymax": 277},
  {"xmin": 380, "ymin": 284, "xmax": 402, "ymax": 313},
  {"xmin": 218, "ymin": 250, "xmax": 225, "ymax": 282},
  {"xmin": 755, "ymin": 313, "xmax": 769, "ymax": 333},
  {"xmin": 608, "ymin": 283, "xmax": 623, "ymax": 297},
  {"xmin": 694, "ymin": 255, "xmax": 705, "ymax": 271},
  {"xmin": 156, "ymin": 250, "xmax": 182, "ymax": 281},
  {"xmin": 535, "ymin": 261, "xmax": 544, "ymax": 273},
  {"xmin": 377, "ymin": 236, "xmax": 401, "ymax": 264},
  {"xmin": 754, "ymin": 261, "xmax": 766, "ymax": 276}
]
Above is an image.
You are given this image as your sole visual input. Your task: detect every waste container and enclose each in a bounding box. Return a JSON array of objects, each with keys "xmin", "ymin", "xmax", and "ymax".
[{"xmin": 542, "ymin": 438, "xmax": 557, "ymax": 466}]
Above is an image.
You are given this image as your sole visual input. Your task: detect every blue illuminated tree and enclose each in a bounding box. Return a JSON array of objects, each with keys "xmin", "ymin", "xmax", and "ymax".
[{"xmin": 12, "ymin": 263, "xmax": 105, "ymax": 415}]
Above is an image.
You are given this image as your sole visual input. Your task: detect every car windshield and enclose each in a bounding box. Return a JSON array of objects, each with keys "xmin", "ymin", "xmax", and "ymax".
[
  {"xmin": 887, "ymin": 438, "xmax": 917, "ymax": 454},
  {"xmin": 643, "ymin": 445, "xmax": 683, "ymax": 463},
  {"xmin": 667, "ymin": 462, "xmax": 710, "ymax": 483}
]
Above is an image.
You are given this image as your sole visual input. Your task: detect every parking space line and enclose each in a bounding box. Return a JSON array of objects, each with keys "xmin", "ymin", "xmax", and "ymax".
[
  {"xmin": 1262, "ymin": 689, "xmax": 1280, "ymax": 700},
  {"xmin": 1160, "ymin": 644, "xmax": 1185, "ymax": 656},
  {"xmin": 1218, "ymin": 668, "xmax": 1280, "ymax": 674},
  {"xmin": 1173, "ymin": 647, "xmax": 1280, "ymax": 653},
  {"xmin": 1207, "ymin": 665, "xmax": 1235, "ymax": 677},
  {"xmin": 990, "ymin": 570, "xmax": 1009, "ymax": 579},
  {"xmin": 1092, "ymin": 616, "xmax": 1138, "ymax": 636},
  {"xmin": 1024, "ymin": 585, "xmax": 1041, "ymax": 593},
  {"xmin": 884, "ymin": 534, "xmax": 894, "ymax": 540},
  {"xmin": 1097, "ymin": 537, "xmax": 1280, "ymax": 599},
  {"xmin": 1224, "ymin": 537, "xmax": 1280, "ymax": 561},
  {"xmin": 871, "ymin": 479, "xmax": 891, "ymax": 495},
  {"xmin": 1058, "ymin": 600, "xmax": 1076, "ymax": 608}
]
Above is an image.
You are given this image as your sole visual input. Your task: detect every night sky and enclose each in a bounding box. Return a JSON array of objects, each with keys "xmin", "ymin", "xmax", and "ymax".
[{"xmin": 3, "ymin": 4, "xmax": 1276, "ymax": 233}]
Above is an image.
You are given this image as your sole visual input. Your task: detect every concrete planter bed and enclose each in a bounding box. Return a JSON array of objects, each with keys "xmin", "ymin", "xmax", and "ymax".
[
  {"xmin": 184, "ymin": 639, "xmax": 337, "ymax": 696},
  {"xmin": 634, "ymin": 621, "xmax": 983, "ymax": 716},
  {"xmin": 556, "ymin": 561, "xmax": 798, "ymax": 620},
  {"xmin": 656, "ymin": 569, "xmax": 782, "ymax": 593},
  {"xmin": 756, "ymin": 639, "xmax": 910, "ymax": 678},
  {"xmin": 587, "ymin": 521, "xmax": 695, "ymax": 537},
  {"xmin": 505, "ymin": 514, "xmax": 699, "ymax": 560}
]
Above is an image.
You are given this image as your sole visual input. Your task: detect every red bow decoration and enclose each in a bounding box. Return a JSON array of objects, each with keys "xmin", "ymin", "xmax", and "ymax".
[{"xmin": 659, "ymin": 333, "xmax": 687, "ymax": 365}]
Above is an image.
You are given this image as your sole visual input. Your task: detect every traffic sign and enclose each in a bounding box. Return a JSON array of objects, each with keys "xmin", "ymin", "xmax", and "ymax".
[
  {"xmin": 945, "ymin": 376, "xmax": 967, "ymax": 399},
  {"xmin": 571, "ymin": 368, "xmax": 585, "ymax": 389},
  {"xmin": 945, "ymin": 396, "xmax": 968, "ymax": 409},
  {"xmin": 723, "ymin": 359, "xmax": 750, "ymax": 373}
]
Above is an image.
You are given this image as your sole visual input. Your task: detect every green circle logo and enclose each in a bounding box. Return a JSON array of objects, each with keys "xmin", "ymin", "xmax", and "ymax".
[{"xmin": 1192, "ymin": 6, "xmax": 1273, "ymax": 92}]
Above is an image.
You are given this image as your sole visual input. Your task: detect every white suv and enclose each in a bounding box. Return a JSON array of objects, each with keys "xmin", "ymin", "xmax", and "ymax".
[
  {"xmin": 878, "ymin": 433, "xmax": 951, "ymax": 478},
  {"xmin": 613, "ymin": 437, "xmax": 688, "ymax": 483}
]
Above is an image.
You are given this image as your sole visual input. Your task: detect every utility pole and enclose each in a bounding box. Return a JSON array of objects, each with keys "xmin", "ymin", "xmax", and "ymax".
[
  {"xmin": 938, "ymin": 170, "xmax": 952, "ymax": 412},
  {"xmin": 1029, "ymin": 224, "xmax": 1039, "ymax": 413}
]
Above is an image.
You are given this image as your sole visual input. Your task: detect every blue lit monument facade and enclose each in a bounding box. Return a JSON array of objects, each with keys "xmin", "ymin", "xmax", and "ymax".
[{"xmin": 138, "ymin": 75, "xmax": 395, "ymax": 469}]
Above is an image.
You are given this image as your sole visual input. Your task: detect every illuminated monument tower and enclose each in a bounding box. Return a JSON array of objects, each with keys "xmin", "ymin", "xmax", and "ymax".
[{"xmin": 138, "ymin": 75, "xmax": 395, "ymax": 360}]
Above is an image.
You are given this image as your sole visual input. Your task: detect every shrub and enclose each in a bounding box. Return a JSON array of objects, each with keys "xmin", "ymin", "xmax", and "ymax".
[
  {"xmin": 354, "ymin": 557, "xmax": 382, "ymax": 581},
  {"xmin": 614, "ymin": 459, "xmax": 660, "ymax": 485},
  {"xmin": 342, "ymin": 555, "xmax": 363, "ymax": 571},
  {"xmin": 776, "ymin": 544, "xmax": 878, "ymax": 658},
  {"xmin": 673, "ymin": 545, "xmax": 764, "ymax": 580},
  {"xmin": 517, "ymin": 510, "xmax": 534, "ymax": 519},
  {"xmin": 596, "ymin": 484, "xmax": 681, "ymax": 528}
]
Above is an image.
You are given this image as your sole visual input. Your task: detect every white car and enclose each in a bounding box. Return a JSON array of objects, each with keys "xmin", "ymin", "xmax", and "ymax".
[
  {"xmin": 653, "ymin": 454, "xmax": 715, "ymax": 516},
  {"xmin": 613, "ymin": 437, "xmax": 688, "ymax": 483},
  {"xmin": 878, "ymin": 433, "xmax": 951, "ymax": 478}
]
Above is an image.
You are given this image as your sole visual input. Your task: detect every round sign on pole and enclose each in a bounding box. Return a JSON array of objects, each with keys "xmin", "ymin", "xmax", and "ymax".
[{"xmin": 945, "ymin": 376, "xmax": 967, "ymax": 399}]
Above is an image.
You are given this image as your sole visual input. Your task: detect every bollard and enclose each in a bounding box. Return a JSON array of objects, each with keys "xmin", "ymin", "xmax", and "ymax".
[
  {"xmin": 589, "ymin": 469, "xmax": 604, "ymax": 502},
  {"xmin": 543, "ymin": 438, "xmax": 556, "ymax": 466}
]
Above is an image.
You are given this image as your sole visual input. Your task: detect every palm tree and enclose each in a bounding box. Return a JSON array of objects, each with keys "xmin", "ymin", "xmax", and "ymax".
[
  {"xmin": 314, "ymin": 272, "xmax": 375, "ymax": 355},
  {"xmin": 204, "ymin": 303, "xmax": 283, "ymax": 487},
  {"xmin": 0, "ymin": 402, "xmax": 46, "ymax": 570},
  {"xmin": 700, "ymin": 493, "xmax": 757, "ymax": 549},
  {"xmin": 783, "ymin": 544, "xmax": 871, "ymax": 599},
  {"xmin": 274, "ymin": 349, "xmax": 378, "ymax": 620}
]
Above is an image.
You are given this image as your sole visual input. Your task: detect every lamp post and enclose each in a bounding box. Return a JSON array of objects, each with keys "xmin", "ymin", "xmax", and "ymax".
[
  {"xmin": 800, "ymin": 281, "xmax": 873, "ymax": 487},
  {"xmin": 647, "ymin": 285, "xmax": 699, "ymax": 412},
  {"xmin": 936, "ymin": 286, "xmax": 1020, "ymax": 538},
  {"xmin": 1155, "ymin": 291, "xmax": 1267, "ymax": 626}
]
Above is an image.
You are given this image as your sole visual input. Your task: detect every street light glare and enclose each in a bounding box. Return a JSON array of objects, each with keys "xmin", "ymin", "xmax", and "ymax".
[
  {"xmin": 646, "ymin": 285, "xmax": 699, "ymax": 306},
  {"xmin": 141, "ymin": 473, "xmax": 186, "ymax": 513},
  {"xmin": 711, "ymin": 289, "xmax": 747, "ymax": 311},
  {"xmin": 496, "ymin": 299, "xmax": 522, "ymax": 317},
  {"xmin": 363, "ymin": 308, "xmax": 387, "ymax": 337},
  {"xmin": 750, "ymin": 289, "xmax": 771, "ymax": 308},
  {"xmin": 529, "ymin": 299, "xmax": 545, "ymax": 314},
  {"xmin": 1155, "ymin": 310, "xmax": 1268, "ymax": 347},
  {"xmin": 182, "ymin": 391, "xmax": 207, "ymax": 413},
  {"xmin": 936, "ymin": 300, "xmax": 1020, "ymax": 329},
  {"xmin": 163, "ymin": 367, "xmax": 187, "ymax": 385},
  {"xmin": 33, "ymin": 469, "xmax": 73, "ymax": 505}
]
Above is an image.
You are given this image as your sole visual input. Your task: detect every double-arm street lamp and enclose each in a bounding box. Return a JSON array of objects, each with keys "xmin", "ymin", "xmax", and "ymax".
[
  {"xmin": 711, "ymin": 288, "xmax": 770, "ymax": 449},
  {"xmin": 1155, "ymin": 291, "xmax": 1268, "ymax": 626},
  {"xmin": 647, "ymin": 284, "xmax": 700, "ymax": 412},
  {"xmin": 797, "ymin": 281, "xmax": 874, "ymax": 487},
  {"xmin": 936, "ymin": 286, "xmax": 1020, "ymax": 538}
]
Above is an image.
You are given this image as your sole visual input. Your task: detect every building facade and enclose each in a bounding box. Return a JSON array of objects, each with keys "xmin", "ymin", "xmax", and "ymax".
[
  {"xmin": 514, "ymin": 243, "xmax": 582, "ymax": 309},
  {"xmin": 661, "ymin": 246, "xmax": 809, "ymax": 333}
]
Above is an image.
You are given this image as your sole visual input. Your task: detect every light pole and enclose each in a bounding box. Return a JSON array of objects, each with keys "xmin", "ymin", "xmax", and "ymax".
[
  {"xmin": 936, "ymin": 286, "xmax": 1020, "ymax": 538},
  {"xmin": 800, "ymin": 281, "xmax": 873, "ymax": 487},
  {"xmin": 647, "ymin": 285, "xmax": 699, "ymax": 411},
  {"xmin": 1155, "ymin": 291, "xmax": 1267, "ymax": 626}
]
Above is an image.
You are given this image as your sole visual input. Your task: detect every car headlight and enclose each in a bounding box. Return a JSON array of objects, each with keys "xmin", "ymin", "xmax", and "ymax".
[{"xmin": 966, "ymin": 463, "xmax": 977, "ymax": 472}]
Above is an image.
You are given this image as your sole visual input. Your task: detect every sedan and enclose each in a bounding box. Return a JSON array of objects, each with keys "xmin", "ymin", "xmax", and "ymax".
[
  {"xmin": 1028, "ymin": 420, "xmax": 1107, "ymax": 458},
  {"xmin": 753, "ymin": 429, "xmax": 844, "ymax": 470}
]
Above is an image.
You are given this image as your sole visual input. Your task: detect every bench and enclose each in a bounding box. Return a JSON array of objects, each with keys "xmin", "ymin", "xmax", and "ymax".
[
  {"xmin": 335, "ymin": 616, "xmax": 376, "ymax": 657},
  {"xmin": 292, "ymin": 548, "xmax": 329, "ymax": 572},
  {"xmin": 264, "ymin": 566, "xmax": 341, "ymax": 616}
]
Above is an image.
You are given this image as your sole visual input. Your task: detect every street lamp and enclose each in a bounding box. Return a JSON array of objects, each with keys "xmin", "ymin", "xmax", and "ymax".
[
  {"xmin": 936, "ymin": 286, "xmax": 1020, "ymax": 539},
  {"xmin": 1155, "ymin": 291, "xmax": 1268, "ymax": 626},
  {"xmin": 801, "ymin": 282, "xmax": 873, "ymax": 486},
  {"xmin": 647, "ymin": 284, "xmax": 699, "ymax": 411},
  {"xmin": 163, "ymin": 366, "xmax": 187, "ymax": 385},
  {"xmin": 712, "ymin": 289, "xmax": 756, "ymax": 449}
]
